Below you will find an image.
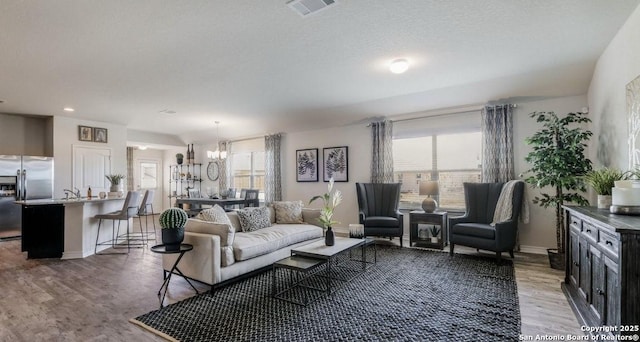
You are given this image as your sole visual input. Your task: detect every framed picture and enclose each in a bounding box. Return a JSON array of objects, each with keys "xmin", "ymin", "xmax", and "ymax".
[
  {"xmin": 323, "ymin": 146, "xmax": 348, "ymax": 182},
  {"xmin": 296, "ymin": 148, "xmax": 318, "ymax": 182},
  {"xmin": 78, "ymin": 126, "xmax": 93, "ymax": 141},
  {"xmin": 94, "ymin": 127, "xmax": 108, "ymax": 143}
]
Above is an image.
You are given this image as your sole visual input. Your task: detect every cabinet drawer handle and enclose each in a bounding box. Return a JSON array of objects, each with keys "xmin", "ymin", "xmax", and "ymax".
[
  {"xmin": 586, "ymin": 229, "xmax": 591, "ymax": 233},
  {"xmin": 597, "ymin": 288, "xmax": 605, "ymax": 296},
  {"xmin": 605, "ymin": 240, "xmax": 613, "ymax": 246},
  {"xmin": 573, "ymin": 261, "xmax": 579, "ymax": 266}
]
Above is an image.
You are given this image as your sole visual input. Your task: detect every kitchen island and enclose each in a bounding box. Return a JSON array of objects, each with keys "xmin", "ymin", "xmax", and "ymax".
[{"xmin": 16, "ymin": 197, "xmax": 127, "ymax": 259}]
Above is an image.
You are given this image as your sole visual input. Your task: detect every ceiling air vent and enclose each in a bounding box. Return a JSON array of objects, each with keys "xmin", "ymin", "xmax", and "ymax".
[{"xmin": 287, "ymin": 0, "xmax": 336, "ymax": 17}]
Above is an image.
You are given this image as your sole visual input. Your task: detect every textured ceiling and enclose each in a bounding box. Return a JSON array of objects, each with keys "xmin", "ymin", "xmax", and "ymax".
[{"xmin": 0, "ymin": 0, "xmax": 638, "ymax": 143}]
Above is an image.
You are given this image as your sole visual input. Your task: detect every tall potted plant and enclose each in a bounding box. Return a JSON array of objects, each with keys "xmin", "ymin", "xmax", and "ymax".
[{"xmin": 523, "ymin": 111, "xmax": 592, "ymax": 270}]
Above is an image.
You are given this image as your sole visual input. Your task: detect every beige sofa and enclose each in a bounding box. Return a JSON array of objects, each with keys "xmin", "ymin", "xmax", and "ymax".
[{"xmin": 161, "ymin": 207, "xmax": 323, "ymax": 286}]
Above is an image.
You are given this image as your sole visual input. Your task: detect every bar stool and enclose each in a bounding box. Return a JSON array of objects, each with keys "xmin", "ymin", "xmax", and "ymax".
[
  {"xmin": 137, "ymin": 189, "xmax": 156, "ymax": 243},
  {"xmin": 94, "ymin": 190, "xmax": 141, "ymax": 254}
]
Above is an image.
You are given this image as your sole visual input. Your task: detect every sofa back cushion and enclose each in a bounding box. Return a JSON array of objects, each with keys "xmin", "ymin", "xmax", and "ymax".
[
  {"xmin": 237, "ymin": 206, "xmax": 272, "ymax": 232},
  {"xmin": 185, "ymin": 219, "xmax": 236, "ymax": 267},
  {"xmin": 273, "ymin": 201, "xmax": 304, "ymax": 224},
  {"xmin": 196, "ymin": 205, "xmax": 232, "ymax": 226}
]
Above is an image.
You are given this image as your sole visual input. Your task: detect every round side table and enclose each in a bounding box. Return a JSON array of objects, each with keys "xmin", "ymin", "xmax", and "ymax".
[{"xmin": 150, "ymin": 243, "xmax": 199, "ymax": 308}]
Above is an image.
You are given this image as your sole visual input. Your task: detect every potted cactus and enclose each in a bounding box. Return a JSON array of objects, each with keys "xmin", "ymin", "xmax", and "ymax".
[{"xmin": 160, "ymin": 208, "xmax": 188, "ymax": 250}]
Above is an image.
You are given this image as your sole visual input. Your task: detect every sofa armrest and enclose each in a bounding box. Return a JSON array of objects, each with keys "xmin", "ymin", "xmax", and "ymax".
[
  {"xmin": 186, "ymin": 219, "xmax": 235, "ymax": 246},
  {"xmin": 162, "ymin": 232, "xmax": 222, "ymax": 285},
  {"xmin": 448, "ymin": 214, "xmax": 471, "ymax": 228},
  {"xmin": 494, "ymin": 220, "xmax": 518, "ymax": 251}
]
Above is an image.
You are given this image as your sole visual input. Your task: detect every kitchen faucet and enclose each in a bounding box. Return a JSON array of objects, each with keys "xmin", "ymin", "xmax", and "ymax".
[
  {"xmin": 63, "ymin": 189, "xmax": 75, "ymax": 199},
  {"xmin": 74, "ymin": 187, "xmax": 81, "ymax": 198}
]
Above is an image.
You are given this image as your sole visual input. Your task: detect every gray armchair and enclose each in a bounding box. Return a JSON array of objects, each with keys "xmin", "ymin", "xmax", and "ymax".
[
  {"xmin": 356, "ymin": 183, "xmax": 404, "ymax": 247},
  {"xmin": 449, "ymin": 182, "xmax": 524, "ymax": 262}
]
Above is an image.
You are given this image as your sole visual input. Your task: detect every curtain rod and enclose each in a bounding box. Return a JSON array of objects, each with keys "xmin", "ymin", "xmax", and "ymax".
[{"xmin": 366, "ymin": 103, "xmax": 517, "ymax": 126}]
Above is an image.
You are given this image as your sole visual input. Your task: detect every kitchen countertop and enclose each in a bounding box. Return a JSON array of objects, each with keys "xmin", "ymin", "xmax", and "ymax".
[{"xmin": 15, "ymin": 197, "xmax": 125, "ymax": 206}]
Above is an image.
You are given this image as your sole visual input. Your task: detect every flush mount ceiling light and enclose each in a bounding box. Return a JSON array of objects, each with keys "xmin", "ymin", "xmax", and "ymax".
[
  {"xmin": 389, "ymin": 59, "xmax": 409, "ymax": 74},
  {"xmin": 63, "ymin": 107, "xmax": 75, "ymax": 112}
]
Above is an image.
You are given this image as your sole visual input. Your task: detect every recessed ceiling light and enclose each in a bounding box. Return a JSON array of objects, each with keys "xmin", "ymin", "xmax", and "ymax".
[
  {"xmin": 158, "ymin": 109, "xmax": 177, "ymax": 115},
  {"xmin": 63, "ymin": 107, "xmax": 75, "ymax": 112},
  {"xmin": 389, "ymin": 59, "xmax": 409, "ymax": 74}
]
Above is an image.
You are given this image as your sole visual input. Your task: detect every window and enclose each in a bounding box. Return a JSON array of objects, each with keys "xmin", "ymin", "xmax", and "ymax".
[
  {"xmin": 229, "ymin": 138, "xmax": 265, "ymax": 198},
  {"xmin": 392, "ymin": 111, "xmax": 482, "ymax": 210}
]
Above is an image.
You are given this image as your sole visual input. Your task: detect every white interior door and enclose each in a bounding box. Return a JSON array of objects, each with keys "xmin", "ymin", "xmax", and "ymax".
[
  {"xmin": 72, "ymin": 146, "xmax": 111, "ymax": 193},
  {"xmin": 135, "ymin": 158, "xmax": 162, "ymax": 212}
]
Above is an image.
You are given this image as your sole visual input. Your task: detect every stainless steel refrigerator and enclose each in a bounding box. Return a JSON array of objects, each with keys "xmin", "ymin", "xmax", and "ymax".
[{"xmin": 0, "ymin": 155, "xmax": 54, "ymax": 239}]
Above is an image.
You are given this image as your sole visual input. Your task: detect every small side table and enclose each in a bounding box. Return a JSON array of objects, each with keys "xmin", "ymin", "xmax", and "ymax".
[
  {"xmin": 409, "ymin": 211, "xmax": 448, "ymax": 249},
  {"xmin": 150, "ymin": 243, "xmax": 199, "ymax": 308}
]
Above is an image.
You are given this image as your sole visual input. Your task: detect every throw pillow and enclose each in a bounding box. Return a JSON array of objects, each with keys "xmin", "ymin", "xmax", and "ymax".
[
  {"xmin": 196, "ymin": 205, "xmax": 232, "ymax": 226},
  {"xmin": 237, "ymin": 206, "xmax": 272, "ymax": 232},
  {"xmin": 273, "ymin": 201, "xmax": 304, "ymax": 224}
]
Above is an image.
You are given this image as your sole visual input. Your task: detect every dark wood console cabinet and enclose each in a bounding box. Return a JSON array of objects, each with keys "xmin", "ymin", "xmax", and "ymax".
[{"xmin": 562, "ymin": 206, "xmax": 639, "ymax": 334}]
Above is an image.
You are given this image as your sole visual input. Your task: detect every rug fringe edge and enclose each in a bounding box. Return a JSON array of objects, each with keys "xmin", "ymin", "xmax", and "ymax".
[{"xmin": 129, "ymin": 318, "xmax": 180, "ymax": 342}]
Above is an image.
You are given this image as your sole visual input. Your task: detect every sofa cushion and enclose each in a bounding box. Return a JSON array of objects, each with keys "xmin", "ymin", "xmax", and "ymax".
[
  {"xmin": 273, "ymin": 201, "xmax": 304, "ymax": 224},
  {"xmin": 451, "ymin": 223, "xmax": 496, "ymax": 239},
  {"xmin": 237, "ymin": 206, "xmax": 272, "ymax": 232},
  {"xmin": 186, "ymin": 219, "xmax": 235, "ymax": 266},
  {"xmin": 196, "ymin": 205, "xmax": 232, "ymax": 226},
  {"xmin": 233, "ymin": 224, "xmax": 322, "ymax": 261}
]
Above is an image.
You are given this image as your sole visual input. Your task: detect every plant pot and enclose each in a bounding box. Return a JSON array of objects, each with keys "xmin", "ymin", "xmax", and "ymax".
[
  {"xmin": 325, "ymin": 226, "xmax": 335, "ymax": 246},
  {"xmin": 430, "ymin": 237, "xmax": 438, "ymax": 243},
  {"xmin": 547, "ymin": 248, "xmax": 565, "ymax": 270},
  {"xmin": 597, "ymin": 195, "xmax": 612, "ymax": 209},
  {"xmin": 162, "ymin": 228, "xmax": 185, "ymax": 250},
  {"xmin": 109, "ymin": 184, "xmax": 119, "ymax": 192}
]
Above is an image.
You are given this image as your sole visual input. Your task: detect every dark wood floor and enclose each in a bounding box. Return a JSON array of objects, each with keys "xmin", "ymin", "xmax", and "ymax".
[{"xmin": 0, "ymin": 231, "xmax": 582, "ymax": 341}]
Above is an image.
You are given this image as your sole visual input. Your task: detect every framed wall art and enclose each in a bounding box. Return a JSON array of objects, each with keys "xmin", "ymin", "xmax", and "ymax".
[
  {"xmin": 94, "ymin": 127, "xmax": 108, "ymax": 143},
  {"xmin": 296, "ymin": 148, "xmax": 318, "ymax": 182},
  {"xmin": 628, "ymin": 74, "xmax": 640, "ymax": 169},
  {"xmin": 323, "ymin": 146, "xmax": 348, "ymax": 182},
  {"xmin": 78, "ymin": 126, "xmax": 93, "ymax": 142}
]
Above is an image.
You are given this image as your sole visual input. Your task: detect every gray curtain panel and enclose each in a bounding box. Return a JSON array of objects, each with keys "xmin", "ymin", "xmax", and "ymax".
[
  {"xmin": 481, "ymin": 104, "xmax": 514, "ymax": 182},
  {"xmin": 371, "ymin": 120, "xmax": 394, "ymax": 183},
  {"xmin": 126, "ymin": 146, "xmax": 134, "ymax": 191},
  {"xmin": 264, "ymin": 133, "xmax": 282, "ymax": 203},
  {"xmin": 218, "ymin": 141, "xmax": 227, "ymax": 192}
]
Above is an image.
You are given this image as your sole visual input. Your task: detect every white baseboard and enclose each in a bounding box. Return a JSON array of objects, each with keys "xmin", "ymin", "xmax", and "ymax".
[
  {"xmin": 518, "ymin": 245, "xmax": 549, "ymax": 255},
  {"xmin": 61, "ymin": 251, "xmax": 84, "ymax": 259}
]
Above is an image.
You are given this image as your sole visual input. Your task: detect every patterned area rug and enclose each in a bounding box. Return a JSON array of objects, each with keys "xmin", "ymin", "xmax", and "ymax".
[{"xmin": 131, "ymin": 246, "xmax": 520, "ymax": 341}]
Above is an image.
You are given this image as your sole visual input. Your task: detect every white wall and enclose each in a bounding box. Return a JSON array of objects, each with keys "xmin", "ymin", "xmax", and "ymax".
[
  {"xmin": 280, "ymin": 95, "xmax": 588, "ymax": 251},
  {"xmin": 512, "ymin": 95, "xmax": 589, "ymax": 253},
  {"xmin": 52, "ymin": 116, "xmax": 127, "ymax": 198},
  {"xmin": 588, "ymin": 4, "xmax": 640, "ymax": 170},
  {"xmin": 283, "ymin": 124, "xmax": 371, "ymax": 232}
]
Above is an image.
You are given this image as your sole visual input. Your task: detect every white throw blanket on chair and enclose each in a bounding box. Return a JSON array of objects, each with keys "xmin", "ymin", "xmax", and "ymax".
[{"xmin": 491, "ymin": 180, "xmax": 529, "ymax": 226}]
